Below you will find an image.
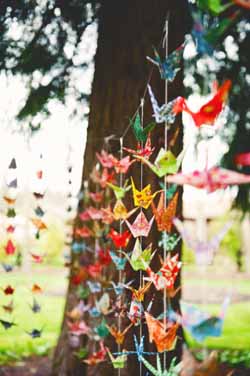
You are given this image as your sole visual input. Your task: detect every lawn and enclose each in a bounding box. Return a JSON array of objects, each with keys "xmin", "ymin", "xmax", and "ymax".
[{"xmin": 0, "ymin": 268, "xmax": 67, "ymax": 364}]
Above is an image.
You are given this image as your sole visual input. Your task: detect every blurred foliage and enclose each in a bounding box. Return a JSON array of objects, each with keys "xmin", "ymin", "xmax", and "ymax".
[{"xmin": 0, "ymin": 1, "xmax": 99, "ymax": 121}]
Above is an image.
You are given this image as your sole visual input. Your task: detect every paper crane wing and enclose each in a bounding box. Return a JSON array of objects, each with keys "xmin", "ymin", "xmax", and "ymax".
[
  {"xmin": 158, "ymin": 232, "xmax": 180, "ymax": 252},
  {"xmin": 145, "ymin": 312, "xmax": 179, "ymax": 353},
  {"xmin": 147, "ymin": 43, "xmax": 184, "ymax": 81},
  {"xmin": 96, "ymin": 150, "xmax": 116, "ymax": 168},
  {"xmin": 125, "ymin": 211, "xmax": 154, "ymax": 238}
]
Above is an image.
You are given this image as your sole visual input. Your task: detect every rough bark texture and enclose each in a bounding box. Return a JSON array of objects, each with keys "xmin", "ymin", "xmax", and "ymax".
[{"xmin": 52, "ymin": 1, "xmax": 190, "ymax": 375}]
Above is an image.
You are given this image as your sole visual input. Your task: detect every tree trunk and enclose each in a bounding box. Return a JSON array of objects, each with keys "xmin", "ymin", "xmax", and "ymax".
[{"xmin": 52, "ymin": 1, "xmax": 190, "ymax": 375}]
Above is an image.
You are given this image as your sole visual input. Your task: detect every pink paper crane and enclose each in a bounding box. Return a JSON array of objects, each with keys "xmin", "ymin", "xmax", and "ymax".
[
  {"xmin": 167, "ymin": 166, "xmax": 250, "ymax": 192},
  {"xmin": 125, "ymin": 211, "xmax": 154, "ymax": 238}
]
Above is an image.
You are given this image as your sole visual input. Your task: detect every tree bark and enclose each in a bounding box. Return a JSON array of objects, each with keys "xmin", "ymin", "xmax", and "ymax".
[{"xmin": 52, "ymin": 1, "xmax": 190, "ymax": 375}]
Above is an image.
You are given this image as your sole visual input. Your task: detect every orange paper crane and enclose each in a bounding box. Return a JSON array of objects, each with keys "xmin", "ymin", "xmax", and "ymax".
[
  {"xmin": 173, "ymin": 80, "xmax": 231, "ymax": 127},
  {"xmin": 145, "ymin": 312, "xmax": 179, "ymax": 353},
  {"xmin": 151, "ymin": 192, "xmax": 179, "ymax": 232},
  {"xmin": 83, "ymin": 342, "xmax": 107, "ymax": 365},
  {"xmin": 124, "ymin": 281, "xmax": 152, "ymax": 302},
  {"xmin": 106, "ymin": 323, "xmax": 133, "ymax": 345},
  {"xmin": 113, "ymin": 200, "xmax": 138, "ymax": 221}
]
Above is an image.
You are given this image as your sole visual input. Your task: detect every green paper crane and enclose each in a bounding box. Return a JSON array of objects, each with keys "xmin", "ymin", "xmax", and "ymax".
[
  {"xmin": 197, "ymin": 0, "xmax": 233, "ymax": 15},
  {"xmin": 131, "ymin": 112, "xmax": 156, "ymax": 143},
  {"xmin": 141, "ymin": 355, "xmax": 181, "ymax": 376}
]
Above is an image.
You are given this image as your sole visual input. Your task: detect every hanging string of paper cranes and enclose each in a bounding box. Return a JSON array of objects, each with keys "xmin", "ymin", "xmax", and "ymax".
[
  {"xmin": 66, "ymin": 2, "xmax": 250, "ymax": 374},
  {"xmin": 0, "ymin": 156, "xmax": 49, "ymax": 338}
]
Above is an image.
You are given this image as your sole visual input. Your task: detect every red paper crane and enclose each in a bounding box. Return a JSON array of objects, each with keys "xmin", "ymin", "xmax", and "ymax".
[
  {"xmin": 5, "ymin": 240, "xmax": 16, "ymax": 255},
  {"xmin": 173, "ymin": 80, "xmax": 231, "ymax": 127},
  {"xmin": 234, "ymin": 152, "xmax": 250, "ymax": 166},
  {"xmin": 123, "ymin": 135, "xmax": 155, "ymax": 159},
  {"xmin": 83, "ymin": 342, "xmax": 107, "ymax": 365},
  {"xmin": 108, "ymin": 228, "xmax": 131, "ymax": 248}
]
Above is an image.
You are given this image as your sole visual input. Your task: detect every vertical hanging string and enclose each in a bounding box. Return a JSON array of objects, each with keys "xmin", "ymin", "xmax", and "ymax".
[
  {"xmin": 139, "ymin": 98, "xmax": 144, "ymax": 376},
  {"xmin": 163, "ymin": 13, "xmax": 169, "ymax": 370},
  {"xmin": 118, "ymin": 136, "xmax": 123, "ymax": 376}
]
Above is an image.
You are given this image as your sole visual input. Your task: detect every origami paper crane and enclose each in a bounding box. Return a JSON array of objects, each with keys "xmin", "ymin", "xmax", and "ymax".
[
  {"xmin": 127, "ymin": 299, "xmax": 143, "ymax": 325},
  {"xmin": 67, "ymin": 301, "xmax": 90, "ymax": 321},
  {"xmin": 96, "ymin": 150, "xmax": 116, "ymax": 168},
  {"xmin": 123, "ymin": 134, "xmax": 155, "ymax": 159},
  {"xmin": 144, "ymin": 254, "xmax": 181, "ymax": 291},
  {"xmin": 173, "ymin": 218, "xmax": 232, "ymax": 265},
  {"xmin": 124, "ymin": 281, "xmax": 152, "ymax": 302},
  {"xmin": 136, "ymin": 148, "xmax": 184, "ymax": 178},
  {"xmin": 83, "ymin": 342, "xmax": 107, "ymax": 365},
  {"xmin": 3, "ymin": 196, "xmax": 16, "ymax": 205},
  {"xmin": 6, "ymin": 225, "xmax": 15, "ymax": 233},
  {"xmin": 89, "ymin": 191, "xmax": 104, "ymax": 203},
  {"xmin": 180, "ymin": 297, "xmax": 230, "ymax": 343},
  {"xmin": 131, "ymin": 177, "xmax": 161, "ymax": 209},
  {"xmin": 113, "ymin": 199, "xmax": 138, "ymax": 221},
  {"xmin": 75, "ymin": 226, "xmax": 93, "ymax": 238},
  {"xmin": 106, "ymin": 322, "xmax": 133, "ymax": 345},
  {"xmin": 148, "ymin": 84, "xmax": 179, "ymax": 124},
  {"xmin": 109, "ymin": 280, "xmax": 134, "ymax": 295},
  {"xmin": 0, "ymin": 319, "xmax": 17, "ymax": 330},
  {"xmin": 29, "ymin": 298, "xmax": 41, "ymax": 313},
  {"xmin": 1, "ymin": 263, "xmax": 14, "ymax": 272},
  {"xmin": 34, "ymin": 206, "xmax": 45, "ymax": 217},
  {"xmin": 151, "ymin": 192, "xmax": 179, "ymax": 233},
  {"xmin": 31, "ymin": 284, "xmax": 43, "ymax": 294},
  {"xmin": 86, "ymin": 281, "xmax": 102, "ymax": 293},
  {"xmin": 91, "ymin": 167, "xmax": 116, "ymax": 188},
  {"xmin": 130, "ymin": 112, "xmax": 156, "ymax": 142},
  {"xmin": 113, "ymin": 155, "xmax": 135, "ymax": 174},
  {"xmin": 158, "ymin": 232, "xmax": 181, "ymax": 252},
  {"xmin": 81, "ymin": 207, "xmax": 103, "ymax": 221},
  {"xmin": 31, "ymin": 218, "xmax": 47, "ymax": 231},
  {"xmin": 234, "ymin": 152, "xmax": 250, "ymax": 166},
  {"xmin": 100, "ymin": 205, "xmax": 115, "ymax": 225},
  {"xmin": 2, "ymin": 285, "xmax": 15, "ymax": 295},
  {"xmin": 125, "ymin": 211, "xmax": 154, "ymax": 238},
  {"xmin": 173, "ymin": 80, "xmax": 231, "ymax": 127},
  {"xmin": 27, "ymin": 328, "xmax": 43, "ymax": 338},
  {"xmin": 107, "ymin": 180, "xmax": 131, "ymax": 200},
  {"xmin": 145, "ymin": 312, "xmax": 179, "ymax": 352},
  {"xmin": 197, "ymin": 0, "xmax": 232, "ymax": 15},
  {"xmin": 72, "ymin": 242, "xmax": 87, "ymax": 254},
  {"xmin": 110, "ymin": 251, "xmax": 128, "ymax": 270},
  {"xmin": 67, "ymin": 320, "xmax": 90, "ymax": 336},
  {"xmin": 107, "ymin": 349, "xmax": 127, "ymax": 369},
  {"xmin": 30, "ymin": 253, "xmax": 46, "ymax": 263},
  {"xmin": 9, "ymin": 158, "xmax": 17, "ymax": 169},
  {"xmin": 123, "ymin": 239, "xmax": 155, "ymax": 271},
  {"xmin": 141, "ymin": 355, "xmax": 181, "ymax": 376},
  {"xmin": 167, "ymin": 166, "xmax": 250, "ymax": 192},
  {"xmin": 95, "ymin": 293, "xmax": 110, "ymax": 315},
  {"xmin": 2, "ymin": 300, "xmax": 14, "ymax": 314},
  {"xmin": 95, "ymin": 318, "xmax": 109, "ymax": 338},
  {"xmin": 108, "ymin": 228, "xmax": 131, "ymax": 248},
  {"xmin": 113, "ymin": 335, "xmax": 157, "ymax": 361},
  {"xmin": 98, "ymin": 248, "xmax": 112, "ymax": 266},
  {"xmin": 5, "ymin": 240, "xmax": 16, "ymax": 255},
  {"xmin": 147, "ymin": 43, "xmax": 185, "ymax": 81}
]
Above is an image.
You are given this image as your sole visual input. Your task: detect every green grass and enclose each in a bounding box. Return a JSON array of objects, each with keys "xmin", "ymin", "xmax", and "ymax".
[{"xmin": 0, "ymin": 269, "xmax": 66, "ymax": 364}]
